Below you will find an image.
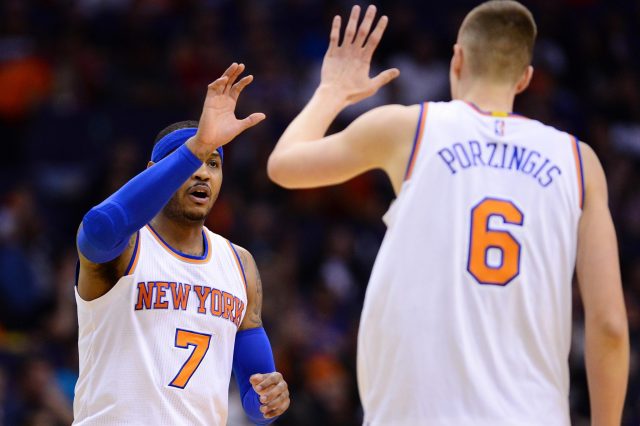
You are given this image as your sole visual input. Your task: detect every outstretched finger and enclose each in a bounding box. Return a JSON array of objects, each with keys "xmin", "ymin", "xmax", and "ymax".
[
  {"xmin": 341, "ymin": 5, "xmax": 361, "ymax": 46},
  {"xmin": 327, "ymin": 15, "xmax": 341, "ymax": 55},
  {"xmin": 230, "ymin": 75, "xmax": 254, "ymax": 100},
  {"xmin": 355, "ymin": 5, "xmax": 377, "ymax": 47},
  {"xmin": 370, "ymin": 67, "xmax": 400, "ymax": 90},
  {"xmin": 208, "ymin": 76, "xmax": 229, "ymax": 95},
  {"xmin": 222, "ymin": 62, "xmax": 239, "ymax": 79},
  {"xmin": 238, "ymin": 112, "xmax": 266, "ymax": 132},
  {"xmin": 363, "ymin": 15, "xmax": 389, "ymax": 58},
  {"xmin": 225, "ymin": 63, "xmax": 245, "ymax": 93}
]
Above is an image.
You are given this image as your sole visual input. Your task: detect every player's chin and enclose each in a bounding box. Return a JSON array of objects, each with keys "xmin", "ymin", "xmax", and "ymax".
[{"xmin": 182, "ymin": 206, "xmax": 210, "ymax": 222}]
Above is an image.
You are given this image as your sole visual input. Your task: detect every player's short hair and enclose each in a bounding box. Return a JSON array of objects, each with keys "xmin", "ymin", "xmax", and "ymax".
[
  {"xmin": 458, "ymin": 0, "xmax": 537, "ymax": 83},
  {"xmin": 153, "ymin": 120, "xmax": 199, "ymax": 146}
]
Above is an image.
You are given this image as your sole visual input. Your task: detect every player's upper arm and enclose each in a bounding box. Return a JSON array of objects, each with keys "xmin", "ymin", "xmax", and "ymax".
[
  {"xmin": 267, "ymin": 104, "xmax": 421, "ymax": 194},
  {"xmin": 575, "ymin": 142, "xmax": 626, "ymax": 336},
  {"xmin": 76, "ymin": 225, "xmax": 137, "ymax": 301},
  {"xmin": 233, "ymin": 244, "xmax": 263, "ymax": 331}
]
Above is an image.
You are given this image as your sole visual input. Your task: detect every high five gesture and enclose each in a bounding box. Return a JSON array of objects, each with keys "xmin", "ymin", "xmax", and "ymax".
[
  {"xmin": 321, "ymin": 5, "xmax": 399, "ymax": 106},
  {"xmin": 188, "ymin": 63, "xmax": 266, "ymax": 161},
  {"xmin": 268, "ymin": 4, "xmax": 415, "ymax": 192}
]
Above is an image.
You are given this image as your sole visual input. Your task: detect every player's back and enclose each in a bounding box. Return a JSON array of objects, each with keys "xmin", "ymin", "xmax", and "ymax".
[{"xmin": 358, "ymin": 100, "xmax": 583, "ymax": 425}]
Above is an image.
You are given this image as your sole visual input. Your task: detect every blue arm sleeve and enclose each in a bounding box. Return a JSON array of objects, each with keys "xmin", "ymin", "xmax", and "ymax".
[
  {"xmin": 77, "ymin": 144, "xmax": 202, "ymax": 263},
  {"xmin": 233, "ymin": 327, "xmax": 278, "ymax": 425}
]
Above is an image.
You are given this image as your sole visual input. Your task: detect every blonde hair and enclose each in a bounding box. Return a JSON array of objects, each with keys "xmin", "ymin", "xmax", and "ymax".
[{"xmin": 458, "ymin": 0, "xmax": 537, "ymax": 83}]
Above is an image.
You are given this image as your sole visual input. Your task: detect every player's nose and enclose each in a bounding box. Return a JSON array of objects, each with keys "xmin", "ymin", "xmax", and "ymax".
[{"xmin": 192, "ymin": 163, "xmax": 210, "ymax": 181}]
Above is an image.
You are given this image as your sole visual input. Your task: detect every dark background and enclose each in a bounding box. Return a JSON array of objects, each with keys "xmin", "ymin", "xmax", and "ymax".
[{"xmin": 0, "ymin": 0, "xmax": 638, "ymax": 424}]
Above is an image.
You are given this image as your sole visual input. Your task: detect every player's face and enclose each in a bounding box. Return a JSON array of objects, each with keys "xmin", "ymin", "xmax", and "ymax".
[{"xmin": 163, "ymin": 152, "xmax": 223, "ymax": 223}]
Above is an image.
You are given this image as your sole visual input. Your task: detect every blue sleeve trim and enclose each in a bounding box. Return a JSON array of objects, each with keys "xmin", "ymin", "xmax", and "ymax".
[
  {"xmin": 574, "ymin": 136, "xmax": 585, "ymax": 210},
  {"xmin": 228, "ymin": 242, "xmax": 248, "ymax": 290},
  {"xmin": 147, "ymin": 224, "xmax": 210, "ymax": 261},
  {"xmin": 233, "ymin": 327, "xmax": 277, "ymax": 425},
  {"xmin": 123, "ymin": 231, "xmax": 140, "ymax": 275},
  {"xmin": 74, "ymin": 259, "xmax": 80, "ymax": 287},
  {"xmin": 403, "ymin": 102, "xmax": 427, "ymax": 180}
]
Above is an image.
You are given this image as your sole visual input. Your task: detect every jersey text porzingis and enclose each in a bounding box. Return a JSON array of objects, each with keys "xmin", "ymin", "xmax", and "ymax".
[{"xmin": 437, "ymin": 140, "xmax": 562, "ymax": 187}]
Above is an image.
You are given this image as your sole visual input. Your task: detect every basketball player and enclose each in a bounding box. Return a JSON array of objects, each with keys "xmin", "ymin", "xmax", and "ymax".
[
  {"xmin": 268, "ymin": 2, "xmax": 628, "ymax": 425},
  {"xmin": 74, "ymin": 63, "xmax": 290, "ymax": 424}
]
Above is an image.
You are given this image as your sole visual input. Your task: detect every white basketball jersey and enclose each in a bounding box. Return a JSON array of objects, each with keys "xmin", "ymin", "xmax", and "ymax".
[
  {"xmin": 358, "ymin": 100, "xmax": 584, "ymax": 426},
  {"xmin": 74, "ymin": 225, "xmax": 248, "ymax": 425}
]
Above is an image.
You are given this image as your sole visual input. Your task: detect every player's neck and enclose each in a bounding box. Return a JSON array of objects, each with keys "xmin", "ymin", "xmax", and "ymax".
[
  {"xmin": 458, "ymin": 81, "xmax": 516, "ymax": 113},
  {"xmin": 149, "ymin": 215, "xmax": 205, "ymax": 256}
]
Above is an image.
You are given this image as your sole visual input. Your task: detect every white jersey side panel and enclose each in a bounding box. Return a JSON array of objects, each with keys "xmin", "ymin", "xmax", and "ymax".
[
  {"xmin": 358, "ymin": 100, "xmax": 583, "ymax": 426},
  {"xmin": 74, "ymin": 226, "xmax": 248, "ymax": 425}
]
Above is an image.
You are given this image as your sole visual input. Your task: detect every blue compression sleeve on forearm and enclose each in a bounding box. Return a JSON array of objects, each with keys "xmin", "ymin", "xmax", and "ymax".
[
  {"xmin": 233, "ymin": 327, "xmax": 277, "ymax": 425},
  {"xmin": 77, "ymin": 144, "xmax": 202, "ymax": 263}
]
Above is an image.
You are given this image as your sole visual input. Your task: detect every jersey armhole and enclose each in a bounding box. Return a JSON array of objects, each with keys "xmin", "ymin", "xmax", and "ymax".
[
  {"xmin": 74, "ymin": 260, "xmax": 80, "ymax": 287},
  {"xmin": 123, "ymin": 231, "xmax": 141, "ymax": 275},
  {"xmin": 403, "ymin": 102, "xmax": 429, "ymax": 181},
  {"xmin": 74, "ymin": 231, "xmax": 140, "ymax": 287},
  {"xmin": 226, "ymin": 240, "xmax": 248, "ymax": 291},
  {"xmin": 569, "ymin": 135, "xmax": 585, "ymax": 210}
]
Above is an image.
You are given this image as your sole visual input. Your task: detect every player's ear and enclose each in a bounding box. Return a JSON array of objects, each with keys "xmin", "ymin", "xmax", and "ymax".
[
  {"xmin": 147, "ymin": 161, "xmax": 155, "ymax": 169},
  {"xmin": 449, "ymin": 44, "xmax": 463, "ymax": 99},
  {"xmin": 515, "ymin": 65, "xmax": 534, "ymax": 95},
  {"xmin": 451, "ymin": 44, "xmax": 464, "ymax": 78}
]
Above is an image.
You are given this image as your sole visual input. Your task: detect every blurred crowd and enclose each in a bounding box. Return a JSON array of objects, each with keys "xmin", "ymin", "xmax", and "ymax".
[{"xmin": 0, "ymin": 0, "xmax": 638, "ymax": 424}]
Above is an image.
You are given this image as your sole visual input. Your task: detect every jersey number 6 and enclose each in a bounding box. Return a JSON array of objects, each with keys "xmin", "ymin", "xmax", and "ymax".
[
  {"xmin": 467, "ymin": 198, "xmax": 524, "ymax": 286},
  {"xmin": 169, "ymin": 329, "xmax": 212, "ymax": 389}
]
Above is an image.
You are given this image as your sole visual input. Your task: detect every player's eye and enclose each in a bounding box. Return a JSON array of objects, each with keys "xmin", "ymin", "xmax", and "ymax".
[{"xmin": 207, "ymin": 159, "xmax": 219, "ymax": 168}]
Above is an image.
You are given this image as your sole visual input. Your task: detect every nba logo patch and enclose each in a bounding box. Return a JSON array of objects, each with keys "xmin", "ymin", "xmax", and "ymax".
[{"xmin": 495, "ymin": 120, "xmax": 505, "ymax": 136}]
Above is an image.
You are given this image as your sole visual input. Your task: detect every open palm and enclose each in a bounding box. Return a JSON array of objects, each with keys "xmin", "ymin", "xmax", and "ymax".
[
  {"xmin": 321, "ymin": 5, "xmax": 399, "ymax": 106},
  {"xmin": 195, "ymin": 63, "xmax": 265, "ymax": 151}
]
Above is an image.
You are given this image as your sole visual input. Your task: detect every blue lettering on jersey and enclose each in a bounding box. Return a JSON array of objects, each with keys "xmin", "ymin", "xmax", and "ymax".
[{"xmin": 437, "ymin": 140, "xmax": 563, "ymax": 188}]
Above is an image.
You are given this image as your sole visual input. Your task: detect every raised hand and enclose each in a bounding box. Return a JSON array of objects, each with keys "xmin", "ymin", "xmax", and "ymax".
[
  {"xmin": 250, "ymin": 372, "xmax": 290, "ymax": 419},
  {"xmin": 320, "ymin": 5, "xmax": 399, "ymax": 106},
  {"xmin": 188, "ymin": 63, "xmax": 265, "ymax": 160}
]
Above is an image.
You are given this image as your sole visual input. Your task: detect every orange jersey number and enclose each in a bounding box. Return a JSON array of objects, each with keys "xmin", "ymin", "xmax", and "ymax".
[
  {"xmin": 169, "ymin": 329, "xmax": 212, "ymax": 389},
  {"xmin": 467, "ymin": 198, "xmax": 524, "ymax": 286}
]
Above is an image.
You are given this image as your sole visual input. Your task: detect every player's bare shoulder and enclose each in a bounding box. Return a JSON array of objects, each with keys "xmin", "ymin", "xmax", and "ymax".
[
  {"xmin": 577, "ymin": 141, "xmax": 606, "ymax": 197},
  {"xmin": 347, "ymin": 103, "xmax": 424, "ymax": 192},
  {"xmin": 230, "ymin": 243, "xmax": 264, "ymax": 330}
]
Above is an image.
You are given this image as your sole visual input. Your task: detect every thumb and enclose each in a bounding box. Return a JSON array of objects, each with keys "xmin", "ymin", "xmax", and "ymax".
[
  {"xmin": 239, "ymin": 112, "xmax": 267, "ymax": 132},
  {"xmin": 249, "ymin": 374, "xmax": 263, "ymax": 385},
  {"xmin": 371, "ymin": 68, "xmax": 400, "ymax": 90}
]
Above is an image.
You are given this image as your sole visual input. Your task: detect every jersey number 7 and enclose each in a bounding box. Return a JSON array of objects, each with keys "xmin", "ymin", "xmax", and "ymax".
[
  {"xmin": 169, "ymin": 328, "xmax": 212, "ymax": 389},
  {"xmin": 467, "ymin": 198, "xmax": 524, "ymax": 286}
]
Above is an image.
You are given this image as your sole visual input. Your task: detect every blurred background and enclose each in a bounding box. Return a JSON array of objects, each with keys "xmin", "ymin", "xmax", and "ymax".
[{"xmin": 0, "ymin": 0, "xmax": 638, "ymax": 424}]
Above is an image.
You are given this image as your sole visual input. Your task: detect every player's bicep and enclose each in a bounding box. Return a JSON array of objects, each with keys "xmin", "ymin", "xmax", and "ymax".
[
  {"xmin": 576, "ymin": 144, "xmax": 626, "ymax": 332},
  {"xmin": 267, "ymin": 105, "xmax": 417, "ymax": 189},
  {"xmin": 233, "ymin": 245, "xmax": 263, "ymax": 330},
  {"xmin": 266, "ymin": 126, "xmax": 376, "ymax": 189}
]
